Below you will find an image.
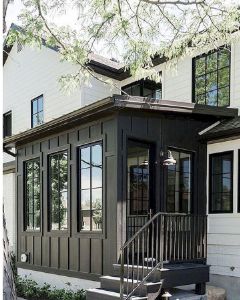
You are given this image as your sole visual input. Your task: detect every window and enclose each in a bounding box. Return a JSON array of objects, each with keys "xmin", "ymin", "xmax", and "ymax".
[
  {"xmin": 24, "ymin": 158, "xmax": 41, "ymax": 231},
  {"xmin": 3, "ymin": 111, "xmax": 12, "ymax": 138},
  {"xmin": 166, "ymin": 150, "xmax": 192, "ymax": 213},
  {"xmin": 79, "ymin": 142, "xmax": 103, "ymax": 232},
  {"xmin": 193, "ymin": 47, "xmax": 230, "ymax": 107},
  {"xmin": 31, "ymin": 95, "xmax": 44, "ymax": 128},
  {"xmin": 209, "ymin": 151, "xmax": 233, "ymax": 213},
  {"xmin": 48, "ymin": 151, "xmax": 68, "ymax": 230},
  {"xmin": 122, "ymin": 78, "xmax": 162, "ymax": 100}
]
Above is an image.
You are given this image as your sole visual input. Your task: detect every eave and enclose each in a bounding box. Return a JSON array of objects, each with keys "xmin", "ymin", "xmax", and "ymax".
[{"xmin": 3, "ymin": 95, "xmax": 238, "ymax": 148}]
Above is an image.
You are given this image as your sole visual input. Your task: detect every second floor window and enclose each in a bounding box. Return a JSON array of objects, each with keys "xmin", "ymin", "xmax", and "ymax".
[
  {"xmin": 79, "ymin": 142, "xmax": 103, "ymax": 232},
  {"xmin": 3, "ymin": 111, "xmax": 12, "ymax": 138},
  {"xmin": 31, "ymin": 95, "xmax": 43, "ymax": 128},
  {"xmin": 48, "ymin": 151, "xmax": 68, "ymax": 230},
  {"xmin": 167, "ymin": 150, "xmax": 192, "ymax": 214},
  {"xmin": 193, "ymin": 47, "xmax": 230, "ymax": 107},
  {"xmin": 122, "ymin": 79, "xmax": 162, "ymax": 100},
  {"xmin": 24, "ymin": 158, "xmax": 41, "ymax": 231},
  {"xmin": 209, "ymin": 151, "xmax": 233, "ymax": 213}
]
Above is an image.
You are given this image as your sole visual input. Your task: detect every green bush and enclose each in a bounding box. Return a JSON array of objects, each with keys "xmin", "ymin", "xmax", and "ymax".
[{"xmin": 15, "ymin": 276, "xmax": 86, "ymax": 300}]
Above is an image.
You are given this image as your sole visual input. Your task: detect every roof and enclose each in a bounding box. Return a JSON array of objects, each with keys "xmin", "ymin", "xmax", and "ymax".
[
  {"xmin": 3, "ymin": 95, "xmax": 238, "ymax": 148},
  {"xmin": 201, "ymin": 115, "xmax": 240, "ymax": 141},
  {"xmin": 3, "ymin": 24, "xmax": 167, "ymax": 81}
]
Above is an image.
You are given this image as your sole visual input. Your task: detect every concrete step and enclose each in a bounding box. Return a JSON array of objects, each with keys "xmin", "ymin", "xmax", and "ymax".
[
  {"xmin": 86, "ymin": 288, "xmax": 147, "ymax": 300},
  {"xmin": 113, "ymin": 264, "xmax": 161, "ymax": 281},
  {"xmin": 100, "ymin": 275, "xmax": 147, "ymax": 296}
]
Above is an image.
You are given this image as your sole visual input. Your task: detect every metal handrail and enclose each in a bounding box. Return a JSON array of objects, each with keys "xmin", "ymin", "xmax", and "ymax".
[
  {"xmin": 120, "ymin": 212, "xmax": 208, "ymax": 300},
  {"xmin": 121, "ymin": 212, "xmax": 187, "ymax": 251}
]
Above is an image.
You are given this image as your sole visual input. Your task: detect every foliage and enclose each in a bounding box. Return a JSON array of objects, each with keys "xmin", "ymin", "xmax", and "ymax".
[
  {"xmin": 15, "ymin": 276, "xmax": 86, "ymax": 300},
  {"xmin": 10, "ymin": 254, "xmax": 86, "ymax": 300},
  {"xmin": 5, "ymin": 0, "xmax": 240, "ymax": 91}
]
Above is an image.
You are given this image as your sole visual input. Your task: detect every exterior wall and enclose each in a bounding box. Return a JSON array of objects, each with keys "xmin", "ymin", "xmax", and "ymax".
[
  {"xmin": 207, "ymin": 138, "xmax": 240, "ymax": 279},
  {"xmin": 120, "ymin": 41, "xmax": 240, "ymax": 109},
  {"xmin": 3, "ymin": 43, "xmax": 119, "ymax": 137},
  {"xmin": 16, "ymin": 116, "xmax": 118, "ymax": 281},
  {"xmin": 3, "ymin": 170, "xmax": 16, "ymax": 253}
]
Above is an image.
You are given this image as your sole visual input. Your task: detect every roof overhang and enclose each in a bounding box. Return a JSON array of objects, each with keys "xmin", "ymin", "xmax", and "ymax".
[{"xmin": 3, "ymin": 95, "xmax": 238, "ymax": 148}]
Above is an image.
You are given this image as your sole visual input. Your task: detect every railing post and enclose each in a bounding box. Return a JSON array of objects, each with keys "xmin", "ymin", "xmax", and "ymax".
[{"xmin": 120, "ymin": 250, "xmax": 124, "ymax": 300}]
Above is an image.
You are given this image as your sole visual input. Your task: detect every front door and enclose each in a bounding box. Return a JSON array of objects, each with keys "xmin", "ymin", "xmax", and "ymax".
[{"xmin": 126, "ymin": 140, "xmax": 154, "ymax": 239}]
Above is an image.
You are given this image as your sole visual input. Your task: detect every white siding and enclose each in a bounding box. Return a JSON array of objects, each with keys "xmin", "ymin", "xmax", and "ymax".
[
  {"xmin": 3, "ymin": 172, "xmax": 16, "ymax": 252},
  {"xmin": 3, "ymin": 43, "xmax": 118, "ymax": 136},
  {"xmin": 207, "ymin": 139, "xmax": 240, "ymax": 278},
  {"xmin": 121, "ymin": 40, "xmax": 240, "ymax": 108}
]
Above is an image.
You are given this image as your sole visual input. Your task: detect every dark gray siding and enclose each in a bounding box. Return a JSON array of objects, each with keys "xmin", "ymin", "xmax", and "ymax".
[{"xmin": 17, "ymin": 117, "xmax": 118, "ymax": 280}]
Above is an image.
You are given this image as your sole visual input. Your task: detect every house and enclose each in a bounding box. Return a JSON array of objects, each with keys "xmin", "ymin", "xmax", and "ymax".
[{"xmin": 3, "ymin": 24, "xmax": 240, "ymax": 299}]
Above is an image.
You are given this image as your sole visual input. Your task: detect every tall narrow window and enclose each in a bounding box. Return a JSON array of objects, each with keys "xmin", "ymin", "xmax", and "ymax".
[
  {"xmin": 193, "ymin": 47, "xmax": 230, "ymax": 107},
  {"xmin": 167, "ymin": 150, "xmax": 192, "ymax": 213},
  {"xmin": 79, "ymin": 142, "xmax": 103, "ymax": 232},
  {"xmin": 49, "ymin": 151, "xmax": 68, "ymax": 230},
  {"xmin": 31, "ymin": 95, "xmax": 43, "ymax": 128},
  {"xmin": 24, "ymin": 158, "xmax": 40, "ymax": 231},
  {"xmin": 209, "ymin": 151, "xmax": 233, "ymax": 213},
  {"xmin": 3, "ymin": 111, "xmax": 12, "ymax": 138}
]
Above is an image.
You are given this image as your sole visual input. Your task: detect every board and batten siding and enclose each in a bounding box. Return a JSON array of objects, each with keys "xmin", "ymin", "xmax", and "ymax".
[
  {"xmin": 207, "ymin": 138, "xmax": 240, "ymax": 278},
  {"xmin": 16, "ymin": 117, "xmax": 118, "ymax": 280}
]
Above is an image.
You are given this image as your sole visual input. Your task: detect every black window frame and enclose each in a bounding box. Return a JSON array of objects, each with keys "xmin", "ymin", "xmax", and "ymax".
[
  {"xmin": 122, "ymin": 78, "xmax": 162, "ymax": 100},
  {"xmin": 192, "ymin": 46, "xmax": 231, "ymax": 107},
  {"xmin": 78, "ymin": 141, "xmax": 103, "ymax": 233},
  {"xmin": 24, "ymin": 157, "xmax": 41, "ymax": 231},
  {"xmin": 3, "ymin": 111, "xmax": 12, "ymax": 138},
  {"xmin": 209, "ymin": 151, "xmax": 233, "ymax": 214},
  {"xmin": 31, "ymin": 95, "xmax": 44, "ymax": 128},
  {"xmin": 48, "ymin": 150, "xmax": 69, "ymax": 231},
  {"xmin": 166, "ymin": 148, "xmax": 193, "ymax": 214}
]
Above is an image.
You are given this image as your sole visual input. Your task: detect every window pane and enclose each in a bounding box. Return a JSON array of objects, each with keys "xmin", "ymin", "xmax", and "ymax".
[
  {"xmin": 206, "ymin": 72, "xmax": 217, "ymax": 92},
  {"xmin": 196, "ymin": 94, "xmax": 205, "ymax": 105},
  {"xmin": 92, "ymin": 210, "xmax": 102, "ymax": 230},
  {"xmin": 49, "ymin": 151, "xmax": 68, "ymax": 230},
  {"xmin": 81, "ymin": 189, "xmax": 91, "ymax": 210},
  {"xmin": 218, "ymin": 48, "xmax": 230, "ymax": 68},
  {"xmin": 131, "ymin": 84, "xmax": 141, "ymax": 96},
  {"xmin": 92, "ymin": 144, "xmax": 102, "ymax": 166},
  {"xmin": 92, "ymin": 188, "xmax": 102, "ymax": 210},
  {"xmin": 206, "ymin": 52, "xmax": 217, "ymax": 72},
  {"xmin": 218, "ymin": 67, "xmax": 229, "ymax": 88},
  {"xmin": 25, "ymin": 159, "xmax": 40, "ymax": 231},
  {"xmin": 32, "ymin": 100, "xmax": 38, "ymax": 114},
  {"xmin": 81, "ymin": 210, "xmax": 91, "ymax": 231},
  {"xmin": 79, "ymin": 143, "xmax": 103, "ymax": 232},
  {"xmin": 195, "ymin": 57, "xmax": 205, "ymax": 76},
  {"xmin": 210, "ymin": 152, "xmax": 233, "ymax": 213},
  {"xmin": 195, "ymin": 76, "xmax": 205, "ymax": 95},
  {"xmin": 81, "ymin": 168, "xmax": 90, "ymax": 189},
  {"xmin": 38, "ymin": 96, "xmax": 43, "ymax": 111},
  {"xmin": 206, "ymin": 90, "xmax": 217, "ymax": 106},
  {"xmin": 218, "ymin": 87, "xmax": 229, "ymax": 107},
  {"xmin": 92, "ymin": 166, "xmax": 102, "ymax": 188},
  {"xmin": 37, "ymin": 111, "xmax": 44, "ymax": 125},
  {"xmin": 81, "ymin": 147, "xmax": 90, "ymax": 168},
  {"xmin": 167, "ymin": 151, "xmax": 192, "ymax": 213}
]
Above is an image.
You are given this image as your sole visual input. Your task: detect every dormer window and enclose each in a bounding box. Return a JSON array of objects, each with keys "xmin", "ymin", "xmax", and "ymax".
[
  {"xmin": 122, "ymin": 78, "xmax": 162, "ymax": 100},
  {"xmin": 193, "ymin": 47, "xmax": 230, "ymax": 107},
  {"xmin": 31, "ymin": 95, "xmax": 44, "ymax": 128}
]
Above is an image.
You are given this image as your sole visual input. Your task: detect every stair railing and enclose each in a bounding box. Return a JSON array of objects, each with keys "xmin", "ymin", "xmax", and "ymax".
[{"xmin": 119, "ymin": 212, "xmax": 207, "ymax": 300}]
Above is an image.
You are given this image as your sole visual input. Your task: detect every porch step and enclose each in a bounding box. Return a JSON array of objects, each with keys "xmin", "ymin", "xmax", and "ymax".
[
  {"xmin": 113, "ymin": 263, "xmax": 209, "ymax": 288},
  {"xmin": 86, "ymin": 288, "xmax": 147, "ymax": 300}
]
